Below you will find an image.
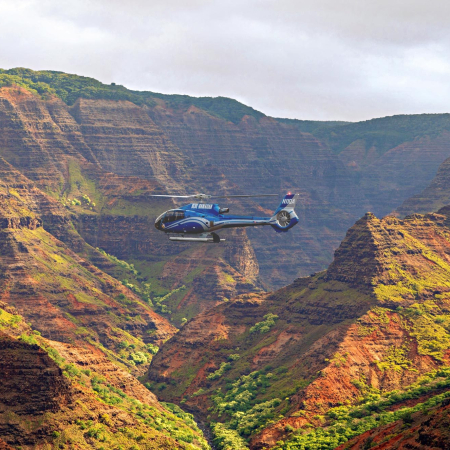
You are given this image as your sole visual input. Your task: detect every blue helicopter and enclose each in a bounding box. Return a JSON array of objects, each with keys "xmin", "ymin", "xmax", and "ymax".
[{"xmin": 152, "ymin": 192, "xmax": 299, "ymax": 243}]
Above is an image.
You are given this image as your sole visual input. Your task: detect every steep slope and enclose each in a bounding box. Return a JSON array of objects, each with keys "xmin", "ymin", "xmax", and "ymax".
[
  {"xmin": 335, "ymin": 395, "xmax": 450, "ymax": 450},
  {"xmin": 69, "ymin": 97, "xmax": 189, "ymax": 190},
  {"xmin": 147, "ymin": 210, "xmax": 450, "ymax": 449},
  {"xmin": 0, "ymin": 164, "xmax": 177, "ymax": 375},
  {"xmin": 0, "ymin": 309, "xmax": 209, "ymax": 449},
  {"xmin": 396, "ymin": 154, "xmax": 450, "ymax": 216}
]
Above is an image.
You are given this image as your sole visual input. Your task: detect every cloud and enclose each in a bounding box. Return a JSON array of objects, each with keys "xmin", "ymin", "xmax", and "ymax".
[{"xmin": 1, "ymin": 0, "xmax": 450, "ymax": 120}]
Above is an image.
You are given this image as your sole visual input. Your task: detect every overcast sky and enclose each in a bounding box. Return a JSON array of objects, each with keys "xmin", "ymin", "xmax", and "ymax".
[{"xmin": 1, "ymin": 0, "xmax": 450, "ymax": 121}]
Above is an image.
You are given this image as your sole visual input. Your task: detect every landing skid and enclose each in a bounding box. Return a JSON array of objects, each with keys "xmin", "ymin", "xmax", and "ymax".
[{"xmin": 168, "ymin": 232, "xmax": 224, "ymax": 243}]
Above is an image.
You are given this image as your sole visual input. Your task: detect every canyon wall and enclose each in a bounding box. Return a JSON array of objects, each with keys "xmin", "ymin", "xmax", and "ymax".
[{"xmin": 3, "ymin": 76, "xmax": 450, "ymax": 290}]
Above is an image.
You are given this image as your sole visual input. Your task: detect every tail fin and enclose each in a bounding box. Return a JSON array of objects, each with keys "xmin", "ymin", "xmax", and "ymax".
[
  {"xmin": 270, "ymin": 193, "xmax": 299, "ymax": 233},
  {"xmin": 273, "ymin": 193, "xmax": 296, "ymax": 214}
]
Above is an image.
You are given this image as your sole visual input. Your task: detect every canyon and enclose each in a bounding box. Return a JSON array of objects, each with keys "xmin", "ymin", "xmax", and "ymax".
[{"xmin": 0, "ymin": 68, "xmax": 450, "ymax": 449}]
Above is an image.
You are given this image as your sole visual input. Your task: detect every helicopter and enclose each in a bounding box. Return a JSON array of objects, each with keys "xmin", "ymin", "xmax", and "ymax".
[{"xmin": 152, "ymin": 192, "xmax": 299, "ymax": 243}]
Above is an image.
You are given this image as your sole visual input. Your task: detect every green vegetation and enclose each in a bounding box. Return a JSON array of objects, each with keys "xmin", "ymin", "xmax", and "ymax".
[
  {"xmin": 60, "ymin": 158, "xmax": 105, "ymax": 211},
  {"xmin": 209, "ymin": 370, "xmax": 283, "ymax": 446},
  {"xmin": 376, "ymin": 344, "xmax": 414, "ymax": 373},
  {"xmin": 69, "ymin": 195, "xmax": 95, "ymax": 208},
  {"xmin": 0, "ymin": 309, "xmax": 209, "ymax": 449},
  {"xmin": 207, "ymin": 362, "xmax": 232, "ymax": 380},
  {"xmin": 152, "ymin": 285, "xmax": 187, "ymax": 315},
  {"xmin": 14, "ymin": 226, "xmax": 160, "ymax": 370},
  {"xmin": 273, "ymin": 367, "xmax": 450, "ymax": 449},
  {"xmin": 406, "ymin": 306, "xmax": 450, "ymax": 361},
  {"xmin": 87, "ymin": 374, "xmax": 210, "ymax": 448},
  {"xmin": 0, "ymin": 308, "xmax": 22, "ymax": 329},
  {"xmin": 211, "ymin": 423, "xmax": 249, "ymax": 450},
  {"xmin": 325, "ymin": 352, "xmax": 348, "ymax": 368},
  {"xmin": 129, "ymin": 351, "xmax": 149, "ymax": 365},
  {"xmin": 97, "ymin": 248, "xmax": 138, "ymax": 276},
  {"xmin": 250, "ymin": 313, "xmax": 279, "ymax": 334},
  {"xmin": 0, "ymin": 67, "xmax": 265, "ymax": 124},
  {"xmin": 19, "ymin": 333, "xmax": 38, "ymax": 346},
  {"xmin": 275, "ymin": 118, "xmax": 350, "ymax": 135}
]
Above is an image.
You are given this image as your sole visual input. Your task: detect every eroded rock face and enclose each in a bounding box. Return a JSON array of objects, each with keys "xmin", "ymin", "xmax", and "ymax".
[
  {"xmin": 0, "ymin": 334, "xmax": 72, "ymax": 415},
  {"xmin": 0, "ymin": 87, "xmax": 265, "ymax": 320},
  {"xmin": 0, "ymin": 438, "xmax": 14, "ymax": 450},
  {"xmin": 0, "ymin": 167, "xmax": 176, "ymax": 361},
  {"xmin": 0, "ymin": 223, "xmax": 176, "ymax": 346},
  {"xmin": 328, "ymin": 211, "xmax": 450, "ymax": 306},
  {"xmin": 0, "ymin": 89, "xmax": 81, "ymax": 191},
  {"xmin": 0, "ymin": 328, "xmax": 206, "ymax": 449},
  {"xmin": 69, "ymin": 98, "xmax": 189, "ymax": 190},
  {"xmin": 48, "ymin": 339, "xmax": 162, "ymax": 408}
]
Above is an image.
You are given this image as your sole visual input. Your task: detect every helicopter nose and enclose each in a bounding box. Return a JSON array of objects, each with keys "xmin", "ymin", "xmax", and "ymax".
[{"xmin": 155, "ymin": 219, "xmax": 161, "ymax": 230}]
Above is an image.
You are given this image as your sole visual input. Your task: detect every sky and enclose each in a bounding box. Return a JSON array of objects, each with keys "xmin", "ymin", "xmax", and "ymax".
[{"xmin": 1, "ymin": 0, "xmax": 450, "ymax": 121}]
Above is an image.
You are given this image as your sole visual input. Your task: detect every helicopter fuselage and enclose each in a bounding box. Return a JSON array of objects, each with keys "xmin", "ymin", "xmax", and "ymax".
[{"xmin": 154, "ymin": 203, "xmax": 273, "ymax": 234}]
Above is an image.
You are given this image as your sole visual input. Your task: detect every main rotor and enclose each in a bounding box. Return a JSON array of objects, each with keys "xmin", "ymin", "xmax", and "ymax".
[{"xmin": 150, "ymin": 193, "xmax": 279, "ymax": 202}]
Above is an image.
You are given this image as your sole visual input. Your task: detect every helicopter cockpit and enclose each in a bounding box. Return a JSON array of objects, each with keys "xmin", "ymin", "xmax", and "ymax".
[{"xmin": 155, "ymin": 210, "xmax": 185, "ymax": 230}]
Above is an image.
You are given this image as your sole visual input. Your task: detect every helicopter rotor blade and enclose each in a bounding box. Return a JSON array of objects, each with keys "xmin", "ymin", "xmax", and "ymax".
[
  {"xmin": 150, "ymin": 193, "xmax": 281, "ymax": 200},
  {"xmin": 211, "ymin": 194, "xmax": 279, "ymax": 198},
  {"xmin": 149, "ymin": 194, "xmax": 201, "ymax": 198}
]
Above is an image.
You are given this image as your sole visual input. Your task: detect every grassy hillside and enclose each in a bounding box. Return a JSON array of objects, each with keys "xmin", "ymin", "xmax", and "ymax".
[{"xmin": 0, "ymin": 67, "xmax": 264, "ymax": 124}]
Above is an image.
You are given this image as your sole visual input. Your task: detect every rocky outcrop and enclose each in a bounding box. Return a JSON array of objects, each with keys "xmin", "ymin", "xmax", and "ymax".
[
  {"xmin": 0, "ymin": 334, "xmax": 73, "ymax": 416},
  {"xmin": 48, "ymin": 339, "xmax": 162, "ymax": 408},
  {"xmin": 0, "ymin": 326, "xmax": 208, "ymax": 449},
  {"xmin": 70, "ymin": 98, "xmax": 189, "ymax": 190},
  {"xmin": 0, "ymin": 88, "xmax": 81, "ymax": 191},
  {"xmin": 0, "ymin": 439, "xmax": 14, "ymax": 450},
  {"xmin": 0, "ymin": 172, "xmax": 176, "ymax": 377}
]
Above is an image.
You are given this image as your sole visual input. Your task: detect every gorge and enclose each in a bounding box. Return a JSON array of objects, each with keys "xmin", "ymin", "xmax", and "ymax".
[{"xmin": 0, "ymin": 67, "xmax": 450, "ymax": 449}]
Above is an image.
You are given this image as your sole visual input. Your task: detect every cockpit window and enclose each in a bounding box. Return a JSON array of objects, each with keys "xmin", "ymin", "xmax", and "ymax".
[{"xmin": 162, "ymin": 210, "xmax": 185, "ymax": 223}]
